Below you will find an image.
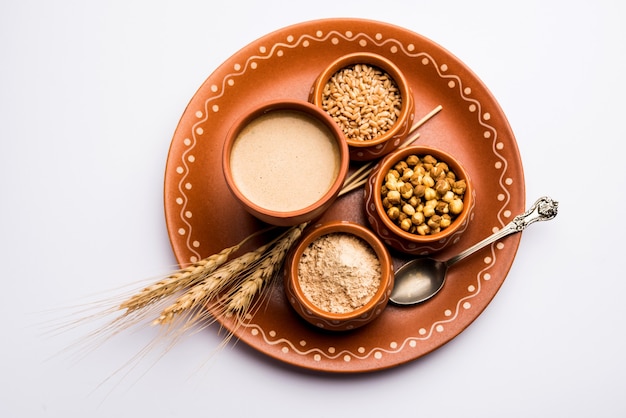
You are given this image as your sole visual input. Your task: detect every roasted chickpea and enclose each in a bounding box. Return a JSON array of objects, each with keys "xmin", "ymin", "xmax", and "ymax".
[
  {"xmin": 452, "ymin": 180, "xmax": 467, "ymax": 195},
  {"xmin": 400, "ymin": 183, "xmax": 414, "ymax": 200},
  {"xmin": 416, "ymin": 224, "xmax": 431, "ymax": 236},
  {"xmin": 387, "ymin": 206, "xmax": 400, "ymax": 220},
  {"xmin": 414, "ymin": 184, "xmax": 426, "ymax": 198},
  {"xmin": 380, "ymin": 153, "xmax": 467, "ymax": 236},
  {"xmin": 394, "ymin": 160, "xmax": 408, "ymax": 172},
  {"xmin": 406, "ymin": 154, "xmax": 419, "ymax": 166},
  {"xmin": 449, "ymin": 198, "xmax": 464, "ymax": 215},
  {"xmin": 427, "ymin": 214, "xmax": 442, "ymax": 230},
  {"xmin": 435, "ymin": 179, "xmax": 451, "ymax": 195},
  {"xmin": 422, "ymin": 174, "xmax": 435, "ymax": 188},
  {"xmin": 387, "ymin": 190, "xmax": 401, "ymax": 205},
  {"xmin": 402, "ymin": 203, "xmax": 416, "ymax": 216},
  {"xmin": 423, "ymin": 202, "xmax": 436, "ymax": 218},
  {"xmin": 424, "ymin": 187, "xmax": 437, "ymax": 201},
  {"xmin": 436, "ymin": 201, "xmax": 449, "ymax": 214},
  {"xmin": 423, "ymin": 155, "xmax": 437, "ymax": 166},
  {"xmin": 442, "ymin": 190, "xmax": 455, "ymax": 203},
  {"xmin": 411, "ymin": 211, "xmax": 425, "ymax": 225}
]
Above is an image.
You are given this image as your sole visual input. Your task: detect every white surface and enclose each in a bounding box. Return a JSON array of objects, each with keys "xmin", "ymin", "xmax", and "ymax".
[{"xmin": 1, "ymin": 1, "xmax": 624, "ymax": 416}]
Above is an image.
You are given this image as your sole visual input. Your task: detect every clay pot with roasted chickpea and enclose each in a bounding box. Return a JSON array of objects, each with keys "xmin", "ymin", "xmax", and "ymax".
[{"xmin": 364, "ymin": 145, "xmax": 475, "ymax": 255}]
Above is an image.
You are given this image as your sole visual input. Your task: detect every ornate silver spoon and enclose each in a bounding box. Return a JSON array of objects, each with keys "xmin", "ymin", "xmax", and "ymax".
[{"xmin": 390, "ymin": 196, "xmax": 559, "ymax": 305}]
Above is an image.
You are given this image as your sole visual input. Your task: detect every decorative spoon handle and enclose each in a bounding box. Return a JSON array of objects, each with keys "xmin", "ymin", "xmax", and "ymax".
[{"xmin": 446, "ymin": 196, "xmax": 559, "ymax": 267}]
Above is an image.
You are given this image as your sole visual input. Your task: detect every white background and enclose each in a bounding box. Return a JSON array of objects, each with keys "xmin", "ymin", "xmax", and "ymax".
[{"xmin": 1, "ymin": 1, "xmax": 624, "ymax": 417}]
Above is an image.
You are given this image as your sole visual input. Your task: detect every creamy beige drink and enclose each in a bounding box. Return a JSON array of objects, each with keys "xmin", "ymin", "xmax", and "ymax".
[{"xmin": 230, "ymin": 110, "xmax": 341, "ymax": 212}]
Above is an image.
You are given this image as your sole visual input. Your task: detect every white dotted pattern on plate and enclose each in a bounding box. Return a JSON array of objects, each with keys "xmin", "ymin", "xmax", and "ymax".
[{"xmin": 171, "ymin": 28, "xmax": 516, "ymax": 364}]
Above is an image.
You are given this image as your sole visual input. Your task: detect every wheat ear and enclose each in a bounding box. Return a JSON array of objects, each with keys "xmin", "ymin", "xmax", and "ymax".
[
  {"xmin": 151, "ymin": 239, "xmax": 274, "ymax": 327},
  {"xmin": 152, "ymin": 223, "xmax": 305, "ymax": 329},
  {"xmin": 118, "ymin": 227, "xmax": 270, "ymax": 314},
  {"xmin": 223, "ymin": 222, "xmax": 306, "ymax": 319}
]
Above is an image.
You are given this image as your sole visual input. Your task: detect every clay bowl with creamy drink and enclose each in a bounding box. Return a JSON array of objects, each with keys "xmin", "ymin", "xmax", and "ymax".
[
  {"xmin": 222, "ymin": 99, "xmax": 349, "ymax": 227},
  {"xmin": 310, "ymin": 52, "xmax": 414, "ymax": 161},
  {"xmin": 284, "ymin": 221, "xmax": 394, "ymax": 332},
  {"xmin": 364, "ymin": 145, "xmax": 475, "ymax": 255}
]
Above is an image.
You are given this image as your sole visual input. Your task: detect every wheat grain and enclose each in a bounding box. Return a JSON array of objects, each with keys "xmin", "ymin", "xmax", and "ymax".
[{"xmin": 322, "ymin": 63, "xmax": 402, "ymax": 142}]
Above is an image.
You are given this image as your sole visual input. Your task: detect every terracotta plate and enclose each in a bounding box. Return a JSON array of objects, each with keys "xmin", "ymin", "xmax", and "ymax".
[{"xmin": 164, "ymin": 18, "xmax": 525, "ymax": 373}]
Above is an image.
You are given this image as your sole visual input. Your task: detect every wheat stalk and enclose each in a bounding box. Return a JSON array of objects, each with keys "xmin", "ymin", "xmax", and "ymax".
[
  {"xmin": 152, "ymin": 240, "xmax": 274, "ymax": 326},
  {"xmin": 41, "ymin": 104, "xmax": 445, "ymax": 396},
  {"xmin": 117, "ymin": 226, "xmax": 274, "ymax": 315},
  {"xmin": 151, "ymin": 223, "xmax": 306, "ymax": 330},
  {"xmin": 53, "ymin": 105, "xmax": 442, "ymax": 367},
  {"xmin": 223, "ymin": 223, "xmax": 305, "ymax": 318},
  {"xmin": 119, "ymin": 250, "xmax": 228, "ymax": 313},
  {"xmin": 140, "ymin": 104, "xmax": 442, "ymax": 329}
]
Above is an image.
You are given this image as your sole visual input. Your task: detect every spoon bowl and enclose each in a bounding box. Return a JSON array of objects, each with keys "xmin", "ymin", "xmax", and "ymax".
[
  {"xmin": 391, "ymin": 258, "xmax": 448, "ymax": 305},
  {"xmin": 390, "ymin": 196, "xmax": 559, "ymax": 305}
]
